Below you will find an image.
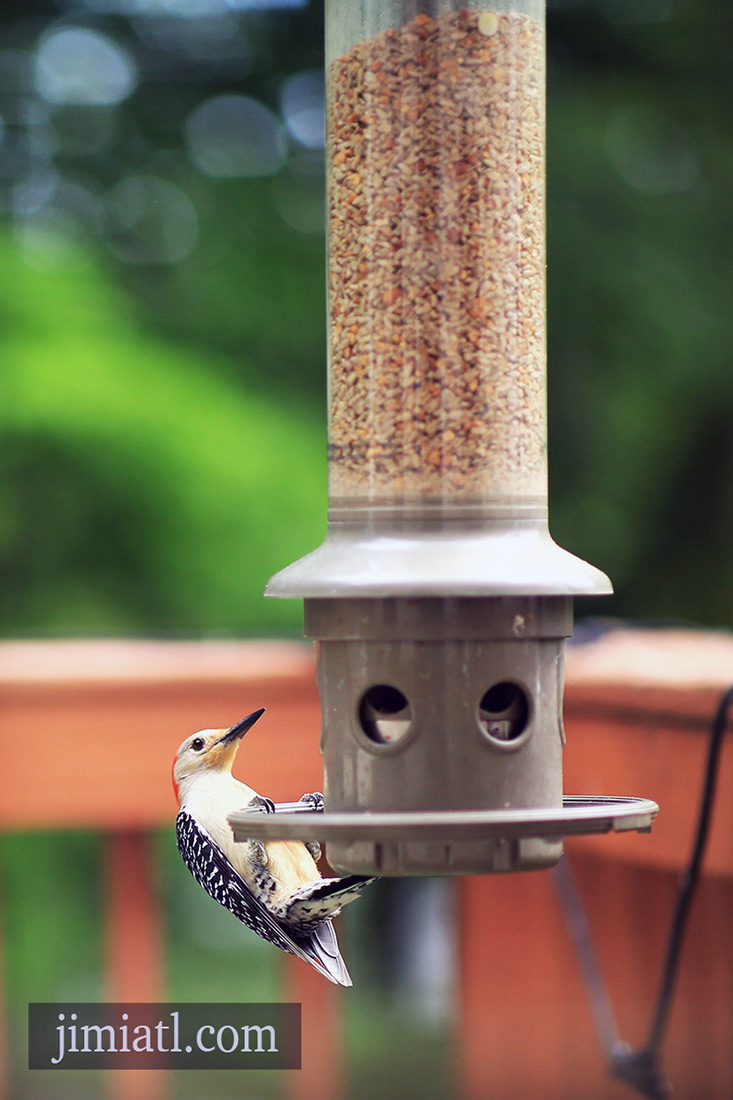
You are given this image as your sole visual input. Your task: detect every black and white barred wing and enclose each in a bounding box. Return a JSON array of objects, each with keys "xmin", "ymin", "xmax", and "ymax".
[
  {"xmin": 175, "ymin": 810, "xmax": 352, "ymax": 987},
  {"xmin": 176, "ymin": 811, "xmax": 289, "ymax": 948}
]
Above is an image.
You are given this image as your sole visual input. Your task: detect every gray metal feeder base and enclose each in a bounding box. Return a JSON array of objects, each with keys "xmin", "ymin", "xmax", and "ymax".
[{"xmin": 228, "ymin": 795, "xmax": 659, "ymax": 876}]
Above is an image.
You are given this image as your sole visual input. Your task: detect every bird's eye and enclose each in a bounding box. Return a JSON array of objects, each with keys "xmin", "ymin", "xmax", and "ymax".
[{"xmin": 191, "ymin": 737, "xmax": 205, "ymax": 752}]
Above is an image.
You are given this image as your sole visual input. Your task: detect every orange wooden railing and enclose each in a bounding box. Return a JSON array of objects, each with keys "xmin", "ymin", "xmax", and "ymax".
[
  {"xmin": 0, "ymin": 630, "xmax": 731, "ymax": 1100},
  {"xmin": 458, "ymin": 628, "xmax": 733, "ymax": 1100}
]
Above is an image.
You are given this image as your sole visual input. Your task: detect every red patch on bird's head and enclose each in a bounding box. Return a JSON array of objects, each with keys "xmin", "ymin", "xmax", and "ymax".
[{"xmin": 171, "ymin": 758, "xmax": 180, "ymax": 804}]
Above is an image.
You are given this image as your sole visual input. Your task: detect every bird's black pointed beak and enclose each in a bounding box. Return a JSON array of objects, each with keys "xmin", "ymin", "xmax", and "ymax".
[{"xmin": 215, "ymin": 708, "xmax": 265, "ymax": 746}]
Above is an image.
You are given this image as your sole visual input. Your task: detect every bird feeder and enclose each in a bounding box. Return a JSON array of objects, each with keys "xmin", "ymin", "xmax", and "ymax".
[{"xmin": 231, "ymin": 0, "xmax": 657, "ymax": 874}]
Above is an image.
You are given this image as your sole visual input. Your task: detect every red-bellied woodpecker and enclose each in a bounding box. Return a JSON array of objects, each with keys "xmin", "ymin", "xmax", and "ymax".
[{"xmin": 172, "ymin": 707, "xmax": 374, "ymax": 986}]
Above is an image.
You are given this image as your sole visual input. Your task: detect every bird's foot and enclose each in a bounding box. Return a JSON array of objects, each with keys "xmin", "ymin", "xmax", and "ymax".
[
  {"xmin": 299, "ymin": 792, "xmax": 325, "ymax": 812},
  {"xmin": 297, "ymin": 793, "xmax": 324, "ymax": 861},
  {"xmin": 247, "ymin": 795, "xmax": 276, "ymax": 814}
]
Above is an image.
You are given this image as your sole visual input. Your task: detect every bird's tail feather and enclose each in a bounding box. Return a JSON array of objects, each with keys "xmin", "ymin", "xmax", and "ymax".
[
  {"xmin": 294, "ymin": 921, "xmax": 353, "ymax": 987},
  {"xmin": 301, "ymin": 874, "xmax": 376, "ymax": 904},
  {"xmin": 281, "ymin": 875, "xmax": 376, "ymax": 927}
]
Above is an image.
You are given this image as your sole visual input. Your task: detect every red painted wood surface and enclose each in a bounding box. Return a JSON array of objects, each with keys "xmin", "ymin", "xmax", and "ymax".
[
  {"xmin": 283, "ymin": 953, "xmax": 344, "ymax": 1100},
  {"xmin": 458, "ymin": 627, "xmax": 733, "ymax": 1100},
  {"xmin": 104, "ymin": 830, "xmax": 165, "ymax": 1100},
  {"xmin": 0, "ymin": 640, "xmax": 322, "ymax": 829},
  {"xmin": 564, "ymin": 628, "xmax": 733, "ymax": 875},
  {"xmin": 457, "ymin": 854, "xmax": 733, "ymax": 1100},
  {"xmin": 0, "ymin": 629, "xmax": 730, "ymax": 1100},
  {"xmin": 0, "ymin": 632, "xmax": 730, "ymax": 874}
]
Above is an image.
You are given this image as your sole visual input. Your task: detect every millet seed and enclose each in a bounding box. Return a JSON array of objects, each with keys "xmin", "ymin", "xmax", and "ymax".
[{"xmin": 328, "ymin": 8, "xmax": 547, "ymax": 506}]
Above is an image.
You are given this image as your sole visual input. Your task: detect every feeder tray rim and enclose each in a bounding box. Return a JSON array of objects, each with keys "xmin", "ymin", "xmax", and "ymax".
[{"xmin": 228, "ymin": 795, "xmax": 658, "ymax": 844}]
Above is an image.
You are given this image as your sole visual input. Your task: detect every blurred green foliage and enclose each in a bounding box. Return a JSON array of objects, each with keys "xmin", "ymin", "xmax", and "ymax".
[
  {"xmin": 0, "ymin": 0, "xmax": 730, "ymax": 635},
  {"xmin": 0, "ymin": 236, "xmax": 325, "ymax": 634},
  {"xmin": 546, "ymin": 2, "xmax": 733, "ymax": 627}
]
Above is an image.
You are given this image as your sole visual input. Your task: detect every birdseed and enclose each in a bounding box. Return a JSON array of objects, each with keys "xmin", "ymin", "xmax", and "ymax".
[{"xmin": 327, "ymin": 8, "xmax": 547, "ymax": 507}]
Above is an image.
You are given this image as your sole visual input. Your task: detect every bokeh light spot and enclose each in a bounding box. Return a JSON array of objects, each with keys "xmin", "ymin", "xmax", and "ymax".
[
  {"xmin": 185, "ymin": 94, "xmax": 286, "ymax": 178},
  {"xmin": 280, "ymin": 70, "xmax": 324, "ymax": 150},
  {"xmin": 35, "ymin": 27, "xmax": 138, "ymax": 107}
]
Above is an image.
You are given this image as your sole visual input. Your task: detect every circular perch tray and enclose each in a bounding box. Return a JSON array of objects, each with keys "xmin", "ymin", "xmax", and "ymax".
[{"xmin": 228, "ymin": 795, "xmax": 659, "ymax": 844}]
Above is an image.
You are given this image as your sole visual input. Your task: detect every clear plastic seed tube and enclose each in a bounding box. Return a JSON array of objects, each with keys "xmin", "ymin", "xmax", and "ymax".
[{"xmin": 327, "ymin": 1, "xmax": 547, "ymax": 520}]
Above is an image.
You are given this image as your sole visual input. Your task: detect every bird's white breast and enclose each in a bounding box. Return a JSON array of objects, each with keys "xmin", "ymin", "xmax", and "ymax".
[
  {"xmin": 180, "ymin": 772, "xmax": 258, "ymax": 873},
  {"xmin": 180, "ymin": 772, "xmax": 321, "ymax": 899}
]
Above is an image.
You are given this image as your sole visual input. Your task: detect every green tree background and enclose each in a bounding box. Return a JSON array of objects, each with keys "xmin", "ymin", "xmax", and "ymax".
[{"xmin": 0, "ymin": 0, "xmax": 730, "ymax": 637}]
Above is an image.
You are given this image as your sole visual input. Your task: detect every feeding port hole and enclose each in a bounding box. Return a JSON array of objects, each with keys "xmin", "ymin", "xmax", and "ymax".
[
  {"xmin": 358, "ymin": 680, "xmax": 531, "ymax": 747},
  {"xmin": 359, "ymin": 684, "xmax": 412, "ymax": 745},
  {"xmin": 478, "ymin": 682, "xmax": 530, "ymax": 743}
]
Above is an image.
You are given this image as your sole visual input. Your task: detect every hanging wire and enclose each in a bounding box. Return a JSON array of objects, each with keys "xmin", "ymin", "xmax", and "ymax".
[
  {"xmin": 553, "ymin": 683, "xmax": 733, "ymax": 1100},
  {"xmin": 551, "ymin": 855, "xmax": 622, "ymax": 1056}
]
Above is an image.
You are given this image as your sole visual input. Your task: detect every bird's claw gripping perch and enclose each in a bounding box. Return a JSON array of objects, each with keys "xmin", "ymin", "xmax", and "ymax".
[
  {"xmin": 243, "ymin": 792, "xmax": 324, "ymax": 862},
  {"xmin": 299, "ymin": 792, "xmax": 325, "ymax": 812},
  {"xmin": 241, "ymin": 793, "xmax": 325, "ymax": 815},
  {"xmin": 247, "ymin": 794, "xmax": 276, "ymax": 814}
]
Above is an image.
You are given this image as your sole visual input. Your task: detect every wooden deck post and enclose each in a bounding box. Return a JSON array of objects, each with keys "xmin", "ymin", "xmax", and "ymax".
[
  {"xmin": 104, "ymin": 830, "xmax": 166, "ymax": 1100},
  {"xmin": 457, "ymin": 869, "xmax": 601, "ymax": 1100},
  {"xmin": 283, "ymin": 953, "xmax": 343, "ymax": 1100}
]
